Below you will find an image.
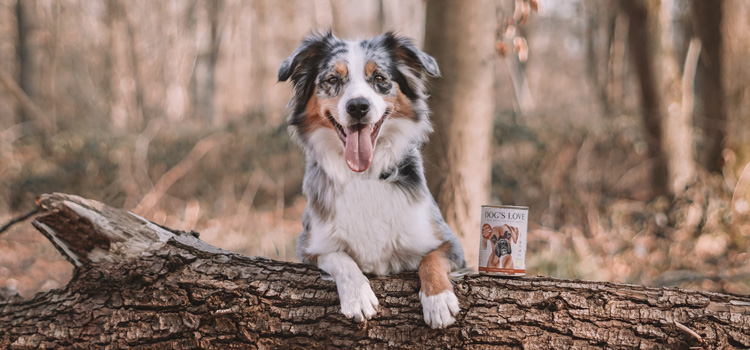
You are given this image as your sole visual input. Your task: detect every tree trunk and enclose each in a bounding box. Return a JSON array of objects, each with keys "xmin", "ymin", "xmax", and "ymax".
[
  {"xmin": 423, "ymin": 0, "xmax": 496, "ymax": 269},
  {"xmin": 0, "ymin": 0, "xmax": 19, "ymax": 127},
  {"xmin": 722, "ymin": 1, "xmax": 750, "ymax": 172},
  {"xmin": 621, "ymin": 0, "xmax": 667, "ymax": 196},
  {"xmin": 721, "ymin": 0, "xmax": 750, "ymax": 234},
  {"xmin": 621, "ymin": 0, "xmax": 697, "ymax": 196},
  {"xmin": 692, "ymin": 0, "xmax": 726, "ymax": 173},
  {"xmin": 1, "ymin": 193, "xmax": 750, "ymax": 349},
  {"xmin": 15, "ymin": 0, "xmax": 55, "ymax": 134},
  {"xmin": 15, "ymin": 0, "xmax": 34, "ymax": 126},
  {"xmin": 584, "ymin": 0, "xmax": 618, "ymax": 116}
]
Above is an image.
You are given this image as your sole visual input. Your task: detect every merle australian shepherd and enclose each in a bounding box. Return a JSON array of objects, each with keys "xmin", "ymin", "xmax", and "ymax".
[{"xmin": 278, "ymin": 31, "xmax": 466, "ymax": 328}]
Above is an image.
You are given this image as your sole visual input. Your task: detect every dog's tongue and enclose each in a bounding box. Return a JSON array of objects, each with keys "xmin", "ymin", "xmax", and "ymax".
[{"xmin": 345, "ymin": 124, "xmax": 373, "ymax": 172}]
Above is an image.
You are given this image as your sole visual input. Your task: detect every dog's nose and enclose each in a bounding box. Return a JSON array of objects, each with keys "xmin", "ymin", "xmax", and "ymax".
[{"xmin": 346, "ymin": 97, "xmax": 370, "ymax": 120}]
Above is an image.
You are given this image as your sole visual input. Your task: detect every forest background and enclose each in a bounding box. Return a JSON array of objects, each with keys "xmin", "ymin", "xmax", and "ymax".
[{"xmin": 1, "ymin": 0, "xmax": 749, "ymax": 298}]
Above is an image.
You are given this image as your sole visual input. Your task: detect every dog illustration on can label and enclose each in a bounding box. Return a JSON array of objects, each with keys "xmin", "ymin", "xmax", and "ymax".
[{"xmin": 479, "ymin": 205, "xmax": 528, "ymax": 276}]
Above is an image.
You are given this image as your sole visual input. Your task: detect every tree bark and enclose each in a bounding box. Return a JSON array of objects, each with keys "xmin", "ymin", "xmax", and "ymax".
[
  {"xmin": 423, "ymin": 0, "xmax": 496, "ymax": 269},
  {"xmin": 1, "ymin": 194, "xmax": 750, "ymax": 349}
]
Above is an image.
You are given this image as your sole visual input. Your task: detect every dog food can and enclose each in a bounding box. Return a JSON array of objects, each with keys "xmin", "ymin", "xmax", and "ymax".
[{"xmin": 479, "ymin": 205, "xmax": 528, "ymax": 276}]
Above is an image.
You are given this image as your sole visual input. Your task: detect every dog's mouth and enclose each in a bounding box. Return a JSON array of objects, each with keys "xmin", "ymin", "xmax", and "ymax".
[{"xmin": 326, "ymin": 109, "xmax": 390, "ymax": 172}]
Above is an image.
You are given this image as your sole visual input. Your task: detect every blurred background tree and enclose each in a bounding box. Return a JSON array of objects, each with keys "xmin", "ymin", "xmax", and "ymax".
[
  {"xmin": 1, "ymin": 0, "xmax": 749, "ymax": 298},
  {"xmin": 424, "ymin": 0, "xmax": 496, "ymax": 270}
]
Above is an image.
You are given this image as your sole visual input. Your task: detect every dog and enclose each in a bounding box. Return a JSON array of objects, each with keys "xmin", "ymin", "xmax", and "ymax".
[
  {"xmin": 481, "ymin": 224, "xmax": 519, "ymax": 269},
  {"xmin": 278, "ymin": 31, "xmax": 466, "ymax": 329}
]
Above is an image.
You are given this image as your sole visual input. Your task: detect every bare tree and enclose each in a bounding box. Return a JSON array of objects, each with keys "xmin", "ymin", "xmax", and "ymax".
[
  {"xmin": 0, "ymin": 0, "xmax": 19, "ymax": 126},
  {"xmin": 721, "ymin": 0, "xmax": 750, "ymax": 232},
  {"xmin": 583, "ymin": 0, "xmax": 619, "ymax": 115},
  {"xmin": 692, "ymin": 0, "xmax": 726, "ymax": 173},
  {"xmin": 622, "ymin": 0, "xmax": 697, "ymax": 196},
  {"xmin": 15, "ymin": 0, "xmax": 56, "ymax": 134},
  {"xmin": 722, "ymin": 0, "xmax": 750, "ymax": 173},
  {"xmin": 423, "ymin": 0, "xmax": 497, "ymax": 268}
]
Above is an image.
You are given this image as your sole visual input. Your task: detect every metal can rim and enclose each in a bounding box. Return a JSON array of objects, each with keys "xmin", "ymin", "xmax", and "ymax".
[{"xmin": 481, "ymin": 205, "xmax": 529, "ymax": 210}]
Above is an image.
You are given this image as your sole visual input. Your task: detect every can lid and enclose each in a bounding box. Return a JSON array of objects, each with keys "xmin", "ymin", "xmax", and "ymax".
[{"xmin": 482, "ymin": 205, "xmax": 529, "ymax": 210}]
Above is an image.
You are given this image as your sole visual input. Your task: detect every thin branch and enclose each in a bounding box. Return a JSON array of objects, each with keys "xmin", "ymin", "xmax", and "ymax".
[
  {"xmin": 132, "ymin": 132, "xmax": 226, "ymax": 214},
  {"xmin": 0, "ymin": 68, "xmax": 49, "ymax": 133},
  {"xmin": 0, "ymin": 207, "xmax": 39, "ymax": 236},
  {"xmin": 674, "ymin": 321, "xmax": 703, "ymax": 343}
]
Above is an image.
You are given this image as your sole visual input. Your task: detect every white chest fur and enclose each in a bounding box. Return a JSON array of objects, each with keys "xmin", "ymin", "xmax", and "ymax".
[{"xmin": 306, "ymin": 178, "xmax": 442, "ymax": 275}]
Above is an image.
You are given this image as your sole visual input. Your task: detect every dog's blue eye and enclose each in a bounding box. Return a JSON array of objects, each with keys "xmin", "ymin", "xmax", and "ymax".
[{"xmin": 327, "ymin": 77, "xmax": 339, "ymax": 85}]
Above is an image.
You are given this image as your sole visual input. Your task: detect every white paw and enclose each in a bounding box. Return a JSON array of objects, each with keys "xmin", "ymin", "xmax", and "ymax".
[
  {"xmin": 336, "ymin": 275, "xmax": 379, "ymax": 322},
  {"xmin": 420, "ymin": 290, "xmax": 460, "ymax": 329}
]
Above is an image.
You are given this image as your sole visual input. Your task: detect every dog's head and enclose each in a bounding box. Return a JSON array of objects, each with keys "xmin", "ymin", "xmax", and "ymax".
[
  {"xmin": 482, "ymin": 224, "xmax": 519, "ymax": 258},
  {"xmin": 279, "ymin": 31, "xmax": 439, "ymax": 173}
]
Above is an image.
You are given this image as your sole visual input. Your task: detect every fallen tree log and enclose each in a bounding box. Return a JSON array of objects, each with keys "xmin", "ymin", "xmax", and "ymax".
[{"xmin": 1, "ymin": 193, "xmax": 749, "ymax": 349}]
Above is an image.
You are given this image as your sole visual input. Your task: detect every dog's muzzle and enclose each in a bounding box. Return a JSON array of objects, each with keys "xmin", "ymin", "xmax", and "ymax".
[
  {"xmin": 495, "ymin": 238, "xmax": 512, "ymax": 258},
  {"xmin": 333, "ymin": 99, "xmax": 389, "ymax": 173}
]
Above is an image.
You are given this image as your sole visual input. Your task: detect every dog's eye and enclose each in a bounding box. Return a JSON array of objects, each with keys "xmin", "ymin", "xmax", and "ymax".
[
  {"xmin": 326, "ymin": 77, "xmax": 340, "ymax": 85},
  {"xmin": 373, "ymin": 74, "xmax": 385, "ymax": 83}
]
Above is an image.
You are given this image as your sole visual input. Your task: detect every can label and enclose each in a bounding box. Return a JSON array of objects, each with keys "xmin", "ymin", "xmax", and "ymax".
[{"xmin": 479, "ymin": 205, "xmax": 528, "ymax": 276}]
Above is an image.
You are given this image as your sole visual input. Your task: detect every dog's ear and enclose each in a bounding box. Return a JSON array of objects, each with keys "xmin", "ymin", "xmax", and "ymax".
[
  {"xmin": 381, "ymin": 31, "xmax": 440, "ymax": 78},
  {"xmin": 278, "ymin": 31, "xmax": 334, "ymax": 83},
  {"xmin": 379, "ymin": 32, "xmax": 439, "ymax": 100},
  {"xmin": 482, "ymin": 223, "xmax": 493, "ymax": 240},
  {"xmin": 280, "ymin": 31, "xmax": 338, "ymax": 125}
]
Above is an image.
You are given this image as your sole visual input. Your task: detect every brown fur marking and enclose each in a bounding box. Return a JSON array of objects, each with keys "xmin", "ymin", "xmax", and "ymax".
[
  {"xmin": 418, "ymin": 242, "xmax": 453, "ymax": 296},
  {"xmin": 303, "ymin": 88, "xmax": 343, "ymax": 134},
  {"xmin": 302, "ymin": 92, "xmax": 326, "ymax": 134},
  {"xmin": 365, "ymin": 61, "xmax": 377, "ymax": 77},
  {"xmin": 384, "ymin": 83, "xmax": 416, "ymax": 120},
  {"xmin": 334, "ymin": 61, "xmax": 348, "ymax": 77},
  {"xmin": 302, "ymin": 253, "xmax": 319, "ymax": 265}
]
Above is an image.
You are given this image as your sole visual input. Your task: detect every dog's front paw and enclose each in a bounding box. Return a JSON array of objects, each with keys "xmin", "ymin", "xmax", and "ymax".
[
  {"xmin": 337, "ymin": 274, "xmax": 379, "ymax": 322},
  {"xmin": 420, "ymin": 290, "xmax": 460, "ymax": 329}
]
